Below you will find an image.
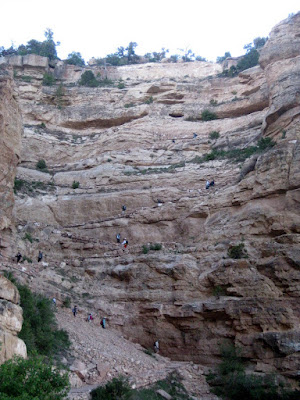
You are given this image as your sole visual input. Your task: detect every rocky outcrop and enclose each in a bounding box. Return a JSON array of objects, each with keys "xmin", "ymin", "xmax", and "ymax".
[
  {"xmin": 0, "ymin": 11, "xmax": 299, "ymax": 396},
  {"xmin": 0, "ymin": 67, "xmax": 22, "ymax": 258},
  {"xmin": 0, "ymin": 275, "xmax": 27, "ymax": 364}
]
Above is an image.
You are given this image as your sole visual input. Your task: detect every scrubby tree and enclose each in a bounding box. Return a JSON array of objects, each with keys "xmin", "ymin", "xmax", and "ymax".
[
  {"xmin": 0, "ymin": 355, "xmax": 70, "ymax": 400},
  {"xmin": 65, "ymin": 51, "xmax": 85, "ymax": 66},
  {"xmin": 16, "ymin": 28, "xmax": 59, "ymax": 60},
  {"xmin": 216, "ymin": 52, "xmax": 231, "ymax": 63}
]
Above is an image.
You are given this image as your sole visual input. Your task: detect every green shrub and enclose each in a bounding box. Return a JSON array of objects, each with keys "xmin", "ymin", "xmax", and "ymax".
[
  {"xmin": 212, "ymin": 285, "xmax": 226, "ymax": 297},
  {"xmin": 90, "ymin": 376, "xmax": 132, "ymax": 400},
  {"xmin": 23, "ymin": 232, "xmax": 33, "ymax": 243},
  {"xmin": 15, "ymin": 283, "xmax": 70, "ymax": 357},
  {"xmin": 21, "ymin": 75, "xmax": 32, "ymax": 82},
  {"xmin": 62, "ymin": 297, "xmax": 71, "ymax": 308},
  {"xmin": 0, "ymin": 355, "xmax": 70, "ymax": 400},
  {"xmin": 72, "ymin": 181, "xmax": 80, "ymax": 189},
  {"xmin": 42, "ymin": 72, "xmax": 55, "ymax": 86},
  {"xmin": 144, "ymin": 96, "xmax": 154, "ymax": 104},
  {"xmin": 257, "ymin": 137, "xmax": 276, "ymax": 150},
  {"xmin": 227, "ymin": 243, "xmax": 248, "ymax": 259},
  {"xmin": 142, "ymin": 245, "xmax": 149, "ymax": 254},
  {"xmin": 207, "ymin": 343, "xmax": 299, "ymax": 400},
  {"xmin": 79, "ymin": 70, "xmax": 99, "ymax": 87},
  {"xmin": 281, "ymin": 130, "xmax": 286, "ymax": 139},
  {"xmin": 201, "ymin": 109, "xmax": 218, "ymax": 121},
  {"xmin": 209, "ymin": 131, "xmax": 220, "ymax": 140},
  {"xmin": 118, "ymin": 81, "xmax": 125, "ymax": 89},
  {"xmin": 65, "ymin": 51, "xmax": 85, "ymax": 66},
  {"xmin": 124, "ymin": 102, "xmax": 135, "ymax": 108},
  {"xmin": 36, "ymin": 159, "xmax": 48, "ymax": 171},
  {"xmin": 210, "ymin": 99, "xmax": 218, "ymax": 106},
  {"xmin": 150, "ymin": 243, "xmax": 162, "ymax": 251},
  {"xmin": 14, "ymin": 178, "xmax": 25, "ymax": 193}
]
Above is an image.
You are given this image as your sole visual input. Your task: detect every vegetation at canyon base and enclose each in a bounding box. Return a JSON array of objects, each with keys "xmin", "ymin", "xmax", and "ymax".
[
  {"xmin": 207, "ymin": 344, "xmax": 300, "ymax": 400},
  {"xmin": 91, "ymin": 372, "xmax": 192, "ymax": 400},
  {"xmin": 0, "ymin": 355, "xmax": 70, "ymax": 400}
]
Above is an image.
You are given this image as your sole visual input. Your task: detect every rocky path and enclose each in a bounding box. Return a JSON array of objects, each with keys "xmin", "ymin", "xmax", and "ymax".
[{"xmin": 55, "ymin": 307, "xmax": 217, "ymax": 400}]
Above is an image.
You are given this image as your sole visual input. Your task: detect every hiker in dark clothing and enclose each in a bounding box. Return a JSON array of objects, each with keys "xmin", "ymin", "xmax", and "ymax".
[
  {"xmin": 72, "ymin": 305, "xmax": 78, "ymax": 317},
  {"xmin": 100, "ymin": 317, "xmax": 106, "ymax": 329},
  {"xmin": 193, "ymin": 133, "xmax": 197, "ymax": 138},
  {"xmin": 16, "ymin": 252, "xmax": 22, "ymax": 263},
  {"xmin": 37, "ymin": 251, "xmax": 43, "ymax": 262},
  {"xmin": 116, "ymin": 233, "xmax": 121, "ymax": 243},
  {"xmin": 172, "ymin": 139, "xmax": 175, "ymax": 143},
  {"xmin": 210, "ymin": 179, "xmax": 215, "ymax": 187}
]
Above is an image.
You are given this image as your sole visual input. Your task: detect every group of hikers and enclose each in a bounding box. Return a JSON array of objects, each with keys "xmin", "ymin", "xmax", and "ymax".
[
  {"xmin": 116, "ymin": 233, "xmax": 128, "ymax": 250},
  {"xmin": 72, "ymin": 305, "xmax": 106, "ymax": 328},
  {"xmin": 15, "ymin": 250, "xmax": 43, "ymax": 263}
]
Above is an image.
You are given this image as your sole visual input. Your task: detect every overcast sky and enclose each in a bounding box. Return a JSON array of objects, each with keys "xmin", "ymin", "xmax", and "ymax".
[{"xmin": 1, "ymin": 1, "xmax": 299, "ymax": 62}]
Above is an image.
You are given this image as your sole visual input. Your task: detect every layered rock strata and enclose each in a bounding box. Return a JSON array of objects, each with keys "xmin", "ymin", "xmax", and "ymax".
[
  {"xmin": 0, "ymin": 11, "xmax": 299, "ymax": 388},
  {"xmin": 0, "ymin": 275, "xmax": 27, "ymax": 363}
]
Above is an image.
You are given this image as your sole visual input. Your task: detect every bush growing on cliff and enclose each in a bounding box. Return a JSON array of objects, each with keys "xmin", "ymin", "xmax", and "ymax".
[
  {"xmin": 79, "ymin": 70, "xmax": 99, "ymax": 87},
  {"xmin": 36, "ymin": 159, "xmax": 49, "ymax": 172},
  {"xmin": 65, "ymin": 51, "xmax": 85, "ymax": 66},
  {"xmin": 91, "ymin": 376, "xmax": 132, "ymax": 400},
  {"xmin": 207, "ymin": 343, "xmax": 300, "ymax": 400},
  {"xmin": 0, "ymin": 355, "xmax": 69, "ymax": 400},
  {"xmin": 227, "ymin": 243, "xmax": 248, "ymax": 259},
  {"xmin": 43, "ymin": 72, "xmax": 55, "ymax": 86},
  {"xmin": 72, "ymin": 180, "xmax": 80, "ymax": 189},
  {"xmin": 201, "ymin": 109, "xmax": 218, "ymax": 121},
  {"xmin": 16, "ymin": 282, "xmax": 70, "ymax": 358}
]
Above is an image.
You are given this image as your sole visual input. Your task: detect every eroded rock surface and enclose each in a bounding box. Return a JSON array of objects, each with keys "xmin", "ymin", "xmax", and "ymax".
[
  {"xmin": 0, "ymin": 275, "xmax": 27, "ymax": 363},
  {"xmin": 0, "ymin": 11, "xmax": 299, "ymax": 397}
]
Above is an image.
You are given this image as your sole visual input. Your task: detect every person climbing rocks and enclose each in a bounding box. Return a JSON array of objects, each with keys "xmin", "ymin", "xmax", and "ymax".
[
  {"xmin": 122, "ymin": 205, "xmax": 126, "ymax": 212},
  {"xmin": 210, "ymin": 179, "xmax": 215, "ymax": 187},
  {"xmin": 154, "ymin": 340, "xmax": 159, "ymax": 353},
  {"xmin": 87, "ymin": 313, "xmax": 94, "ymax": 322},
  {"xmin": 100, "ymin": 317, "xmax": 106, "ymax": 329},
  {"xmin": 16, "ymin": 252, "xmax": 22, "ymax": 263},
  {"xmin": 72, "ymin": 305, "xmax": 78, "ymax": 317},
  {"xmin": 116, "ymin": 233, "xmax": 121, "ymax": 243},
  {"xmin": 122, "ymin": 238, "xmax": 128, "ymax": 251},
  {"xmin": 37, "ymin": 250, "xmax": 43, "ymax": 262},
  {"xmin": 206, "ymin": 180, "xmax": 210, "ymax": 189},
  {"xmin": 172, "ymin": 139, "xmax": 176, "ymax": 143},
  {"xmin": 52, "ymin": 298, "xmax": 57, "ymax": 307},
  {"xmin": 193, "ymin": 133, "xmax": 197, "ymax": 138}
]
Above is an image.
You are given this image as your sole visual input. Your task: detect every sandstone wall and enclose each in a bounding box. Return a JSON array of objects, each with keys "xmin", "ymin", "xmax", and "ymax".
[
  {"xmin": 0, "ymin": 12, "xmax": 299, "ymax": 384},
  {"xmin": 0, "ymin": 67, "xmax": 22, "ymax": 258},
  {"xmin": 0, "ymin": 275, "xmax": 27, "ymax": 364}
]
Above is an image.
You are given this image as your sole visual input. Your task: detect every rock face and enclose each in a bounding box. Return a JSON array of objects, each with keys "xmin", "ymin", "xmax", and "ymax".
[
  {"xmin": 0, "ymin": 275, "xmax": 27, "ymax": 363},
  {"xmin": 0, "ymin": 67, "xmax": 22, "ymax": 258},
  {"xmin": 0, "ymin": 11, "xmax": 299, "ymax": 389}
]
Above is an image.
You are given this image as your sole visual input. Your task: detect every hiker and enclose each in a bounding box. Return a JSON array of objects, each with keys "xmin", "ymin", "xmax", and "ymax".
[
  {"xmin": 72, "ymin": 305, "xmax": 78, "ymax": 317},
  {"xmin": 52, "ymin": 298, "xmax": 57, "ymax": 307},
  {"xmin": 116, "ymin": 233, "xmax": 121, "ymax": 243},
  {"xmin": 154, "ymin": 340, "xmax": 159, "ymax": 353},
  {"xmin": 122, "ymin": 238, "xmax": 128, "ymax": 251},
  {"xmin": 210, "ymin": 179, "xmax": 215, "ymax": 187},
  {"xmin": 16, "ymin": 252, "xmax": 22, "ymax": 263},
  {"xmin": 193, "ymin": 133, "xmax": 197, "ymax": 138},
  {"xmin": 37, "ymin": 251, "xmax": 43, "ymax": 262},
  {"xmin": 172, "ymin": 139, "xmax": 175, "ymax": 143},
  {"xmin": 100, "ymin": 317, "xmax": 106, "ymax": 329},
  {"xmin": 206, "ymin": 180, "xmax": 210, "ymax": 189},
  {"xmin": 122, "ymin": 205, "xmax": 126, "ymax": 212},
  {"xmin": 87, "ymin": 313, "xmax": 94, "ymax": 322}
]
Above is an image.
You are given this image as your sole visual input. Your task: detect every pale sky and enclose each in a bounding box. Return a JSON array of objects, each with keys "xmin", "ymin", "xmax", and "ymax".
[{"xmin": 1, "ymin": 0, "xmax": 299, "ymax": 62}]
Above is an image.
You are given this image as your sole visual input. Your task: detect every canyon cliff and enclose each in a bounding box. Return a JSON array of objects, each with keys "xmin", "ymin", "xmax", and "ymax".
[{"xmin": 0, "ymin": 12, "xmax": 299, "ymax": 395}]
